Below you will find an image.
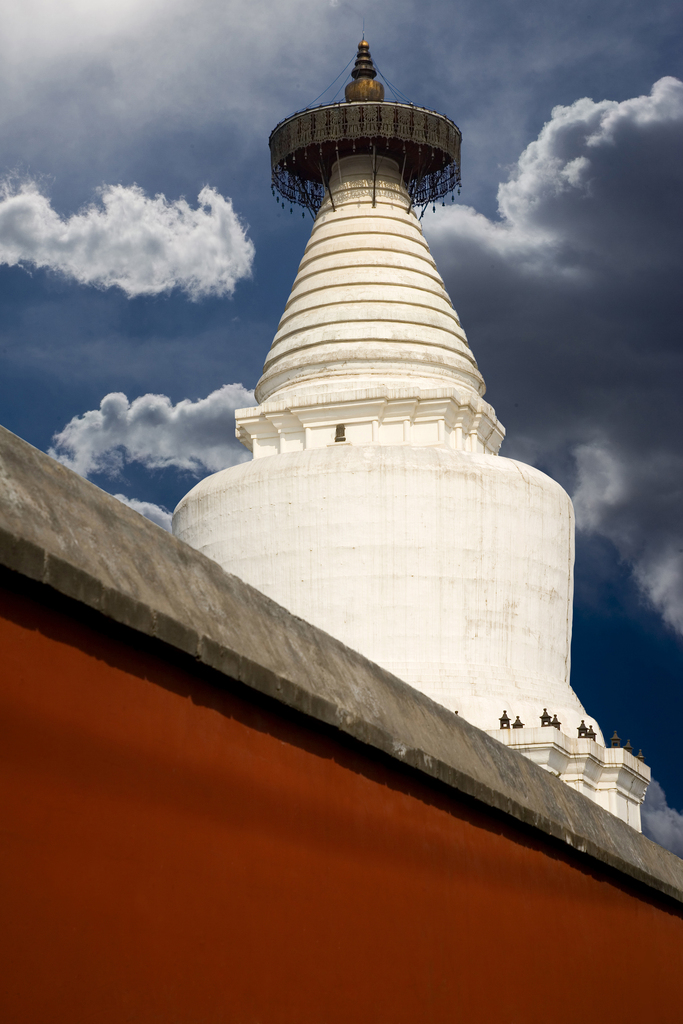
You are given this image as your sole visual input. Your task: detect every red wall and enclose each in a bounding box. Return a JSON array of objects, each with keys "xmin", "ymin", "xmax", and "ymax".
[{"xmin": 1, "ymin": 581, "xmax": 681, "ymax": 1024}]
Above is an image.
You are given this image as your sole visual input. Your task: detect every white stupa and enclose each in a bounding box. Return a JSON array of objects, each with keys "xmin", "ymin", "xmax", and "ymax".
[{"xmin": 174, "ymin": 41, "xmax": 649, "ymax": 827}]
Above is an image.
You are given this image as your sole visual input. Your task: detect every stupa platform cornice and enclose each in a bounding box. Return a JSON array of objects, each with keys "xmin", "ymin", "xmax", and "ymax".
[
  {"xmin": 235, "ymin": 385, "xmax": 504, "ymax": 459},
  {"xmin": 488, "ymin": 727, "xmax": 651, "ymax": 831}
]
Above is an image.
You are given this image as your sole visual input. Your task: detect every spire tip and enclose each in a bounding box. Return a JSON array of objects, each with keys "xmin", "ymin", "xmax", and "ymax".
[{"xmin": 345, "ymin": 40, "xmax": 384, "ymax": 103}]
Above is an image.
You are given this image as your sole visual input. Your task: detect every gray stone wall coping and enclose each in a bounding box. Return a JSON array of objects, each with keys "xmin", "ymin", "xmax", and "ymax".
[{"xmin": 1, "ymin": 423, "xmax": 682, "ymax": 904}]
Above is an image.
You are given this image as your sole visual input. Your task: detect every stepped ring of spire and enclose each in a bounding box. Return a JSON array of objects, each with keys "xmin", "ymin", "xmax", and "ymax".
[{"xmin": 270, "ymin": 40, "xmax": 462, "ymax": 215}]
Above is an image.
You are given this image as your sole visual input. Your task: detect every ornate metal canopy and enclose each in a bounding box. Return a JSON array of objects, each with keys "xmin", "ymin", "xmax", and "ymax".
[
  {"xmin": 269, "ymin": 39, "xmax": 462, "ymax": 216},
  {"xmin": 270, "ymin": 100, "xmax": 462, "ymax": 215}
]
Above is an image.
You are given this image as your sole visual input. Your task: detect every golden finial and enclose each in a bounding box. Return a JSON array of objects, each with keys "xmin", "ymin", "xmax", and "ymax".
[{"xmin": 344, "ymin": 40, "xmax": 385, "ymax": 102}]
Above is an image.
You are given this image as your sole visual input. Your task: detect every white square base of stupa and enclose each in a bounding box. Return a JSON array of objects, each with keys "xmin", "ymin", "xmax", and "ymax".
[{"xmin": 488, "ymin": 727, "xmax": 650, "ymax": 831}]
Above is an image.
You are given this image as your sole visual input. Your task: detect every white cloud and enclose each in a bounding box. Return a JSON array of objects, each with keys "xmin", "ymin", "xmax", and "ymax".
[
  {"xmin": 114, "ymin": 493, "xmax": 172, "ymax": 532},
  {"xmin": 425, "ymin": 77, "xmax": 683, "ymax": 635},
  {"xmin": 49, "ymin": 383, "xmax": 256, "ymax": 477},
  {"xmin": 0, "ymin": 180, "xmax": 254, "ymax": 299},
  {"xmin": 642, "ymin": 779, "xmax": 683, "ymax": 858}
]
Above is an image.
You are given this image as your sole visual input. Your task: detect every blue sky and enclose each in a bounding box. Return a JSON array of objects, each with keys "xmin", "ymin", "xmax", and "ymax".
[{"xmin": 1, "ymin": 0, "xmax": 682, "ymax": 850}]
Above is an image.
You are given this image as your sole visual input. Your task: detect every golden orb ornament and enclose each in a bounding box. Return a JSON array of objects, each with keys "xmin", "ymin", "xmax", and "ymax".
[{"xmin": 344, "ymin": 39, "xmax": 385, "ymax": 102}]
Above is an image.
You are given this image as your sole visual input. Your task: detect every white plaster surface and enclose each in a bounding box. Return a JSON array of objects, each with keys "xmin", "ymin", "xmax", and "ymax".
[
  {"xmin": 174, "ymin": 443, "xmax": 601, "ymax": 743},
  {"xmin": 235, "ymin": 385, "xmax": 504, "ymax": 459}
]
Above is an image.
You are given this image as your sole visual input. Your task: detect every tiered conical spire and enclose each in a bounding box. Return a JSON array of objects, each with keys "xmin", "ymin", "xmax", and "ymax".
[{"xmin": 255, "ymin": 154, "xmax": 484, "ymax": 403}]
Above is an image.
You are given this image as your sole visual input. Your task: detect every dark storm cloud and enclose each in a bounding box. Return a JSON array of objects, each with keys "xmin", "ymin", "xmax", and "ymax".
[{"xmin": 426, "ymin": 77, "xmax": 683, "ymax": 634}]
